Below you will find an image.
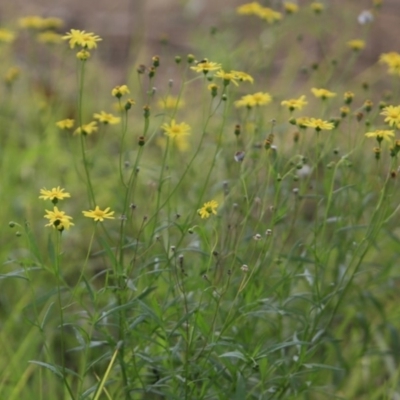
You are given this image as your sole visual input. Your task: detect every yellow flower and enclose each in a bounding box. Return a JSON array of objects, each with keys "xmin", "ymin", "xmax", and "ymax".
[
  {"xmin": 235, "ymin": 92, "xmax": 272, "ymax": 108},
  {"xmin": 41, "ymin": 17, "xmax": 64, "ymax": 30},
  {"xmin": 37, "ymin": 31, "xmax": 62, "ymax": 44},
  {"xmin": 380, "ymin": 105, "xmax": 400, "ymax": 127},
  {"xmin": 340, "ymin": 106, "xmax": 350, "ymax": 118},
  {"xmin": 310, "ymin": 2, "xmax": 324, "ymax": 13},
  {"xmin": 83, "ymin": 206, "xmax": 115, "ymax": 222},
  {"xmin": 39, "ymin": 187, "xmax": 71, "ymax": 203},
  {"xmin": 344, "ymin": 91, "xmax": 354, "ymax": 104},
  {"xmin": 4, "ymin": 67, "xmax": 20, "ymax": 84},
  {"xmin": 295, "ymin": 117, "xmax": 310, "ymax": 129},
  {"xmin": 311, "ymin": 88, "xmax": 336, "ymax": 99},
  {"xmin": 198, "ymin": 200, "xmax": 218, "ymax": 219},
  {"xmin": 0, "ymin": 29, "xmax": 16, "ymax": 43},
  {"xmin": 284, "ymin": 2, "xmax": 299, "ymax": 14},
  {"xmin": 18, "ymin": 16, "xmax": 45, "ymax": 29},
  {"xmin": 112, "ymin": 85, "xmax": 130, "ymax": 98},
  {"xmin": 157, "ymin": 95, "xmax": 185, "ymax": 110},
  {"xmin": 236, "ymin": 2, "xmax": 264, "ymax": 15},
  {"xmin": 56, "ymin": 119, "xmax": 75, "ymax": 130},
  {"xmin": 161, "ymin": 119, "xmax": 191, "ymax": 138},
  {"xmin": 365, "ymin": 129, "xmax": 395, "ymax": 142},
  {"xmin": 281, "ymin": 95, "xmax": 307, "ymax": 111},
  {"xmin": 347, "ymin": 39, "xmax": 366, "ymax": 51},
  {"xmin": 257, "ymin": 7, "xmax": 282, "ymax": 23},
  {"xmin": 62, "ymin": 29, "xmax": 102, "ymax": 49},
  {"xmin": 93, "ymin": 111, "xmax": 121, "ymax": 125},
  {"xmin": 303, "ymin": 118, "xmax": 335, "ymax": 131},
  {"xmin": 380, "ymin": 52, "xmax": 400, "ymax": 76},
  {"xmin": 215, "ymin": 70, "xmax": 239, "ymax": 86},
  {"xmin": 231, "ymin": 70, "xmax": 254, "ymax": 83},
  {"xmin": 76, "ymin": 49, "xmax": 90, "ymax": 60},
  {"xmin": 44, "ymin": 207, "xmax": 74, "ymax": 231},
  {"xmin": 74, "ymin": 121, "xmax": 98, "ymax": 135},
  {"xmin": 190, "ymin": 59, "xmax": 222, "ymax": 74}
]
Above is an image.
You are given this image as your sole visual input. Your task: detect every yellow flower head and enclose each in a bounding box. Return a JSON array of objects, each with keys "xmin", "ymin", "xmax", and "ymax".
[
  {"xmin": 311, "ymin": 88, "xmax": 337, "ymax": 99},
  {"xmin": 235, "ymin": 92, "xmax": 272, "ymax": 108},
  {"xmin": 198, "ymin": 200, "xmax": 218, "ymax": 219},
  {"xmin": 82, "ymin": 206, "xmax": 115, "ymax": 222},
  {"xmin": 62, "ymin": 29, "xmax": 102, "ymax": 49},
  {"xmin": 257, "ymin": 7, "xmax": 282, "ymax": 23},
  {"xmin": 230, "ymin": 70, "xmax": 254, "ymax": 84},
  {"xmin": 380, "ymin": 52, "xmax": 400, "ymax": 76},
  {"xmin": 74, "ymin": 121, "xmax": 98, "ymax": 135},
  {"xmin": 215, "ymin": 70, "xmax": 240, "ymax": 86},
  {"xmin": 161, "ymin": 119, "xmax": 191, "ymax": 138},
  {"xmin": 310, "ymin": 2, "xmax": 324, "ymax": 13},
  {"xmin": 190, "ymin": 59, "xmax": 222, "ymax": 74},
  {"xmin": 157, "ymin": 95, "xmax": 185, "ymax": 110},
  {"xmin": 303, "ymin": 118, "xmax": 335, "ymax": 131},
  {"xmin": 281, "ymin": 95, "xmax": 307, "ymax": 111},
  {"xmin": 295, "ymin": 116, "xmax": 311, "ymax": 129},
  {"xmin": 347, "ymin": 39, "xmax": 366, "ymax": 51},
  {"xmin": 236, "ymin": 2, "xmax": 264, "ymax": 15},
  {"xmin": 39, "ymin": 187, "xmax": 71, "ymax": 203},
  {"xmin": 93, "ymin": 111, "xmax": 121, "ymax": 125},
  {"xmin": 112, "ymin": 85, "xmax": 130, "ymax": 98},
  {"xmin": 44, "ymin": 207, "xmax": 74, "ymax": 231},
  {"xmin": 76, "ymin": 49, "xmax": 90, "ymax": 60},
  {"xmin": 56, "ymin": 119, "xmax": 74, "ymax": 130},
  {"xmin": 0, "ymin": 29, "xmax": 16, "ymax": 43},
  {"xmin": 344, "ymin": 91, "xmax": 355, "ymax": 104},
  {"xmin": 380, "ymin": 105, "xmax": 400, "ymax": 128},
  {"xmin": 4, "ymin": 67, "xmax": 20, "ymax": 84},
  {"xmin": 284, "ymin": 2, "xmax": 299, "ymax": 14},
  {"xmin": 18, "ymin": 16, "xmax": 45, "ymax": 30},
  {"xmin": 365, "ymin": 129, "xmax": 395, "ymax": 142}
]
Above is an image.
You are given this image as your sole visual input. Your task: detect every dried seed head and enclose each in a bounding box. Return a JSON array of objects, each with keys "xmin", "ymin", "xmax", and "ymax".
[
  {"xmin": 253, "ymin": 233, "xmax": 262, "ymax": 241},
  {"xmin": 266, "ymin": 229, "xmax": 272, "ymax": 236},
  {"xmin": 241, "ymin": 264, "xmax": 249, "ymax": 272},
  {"xmin": 234, "ymin": 151, "xmax": 245, "ymax": 162}
]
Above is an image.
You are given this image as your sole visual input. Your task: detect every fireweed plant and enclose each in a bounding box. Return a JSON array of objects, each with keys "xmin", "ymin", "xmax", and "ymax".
[{"xmin": 1, "ymin": 1, "xmax": 400, "ymax": 399}]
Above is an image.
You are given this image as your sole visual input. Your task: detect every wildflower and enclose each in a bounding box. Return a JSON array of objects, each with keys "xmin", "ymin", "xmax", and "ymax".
[
  {"xmin": 344, "ymin": 91, "xmax": 354, "ymax": 104},
  {"xmin": 294, "ymin": 117, "xmax": 310, "ymax": 129},
  {"xmin": 363, "ymin": 100, "xmax": 373, "ymax": 113},
  {"xmin": 18, "ymin": 16, "xmax": 45, "ymax": 29},
  {"xmin": 311, "ymin": 88, "xmax": 336, "ymax": 100},
  {"xmin": 281, "ymin": 95, "xmax": 307, "ymax": 111},
  {"xmin": 112, "ymin": 85, "xmax": 130, "ymax": 98},
  {"xmin": 380, "ymin": 105, "xmax": 400, "ymax": 127},
  {"xmin": 347, "ymin": 39, "xmax": 366, "ymax": 51},
  {"xmin": 56, "ymin": 119, "xmax": 75, "ymax": 130},
  {"xmin": 124, "ymin": 99, "xmax": 136, "ymax": 110},
  {"xmin": 76, "ymin": 50, "xmax": 90, "ymax": 60},
  {"xmin": 215, "ymin": 70, "xmax": 239, "ymax": 86},
  {"xmin": 37, "ymin": 31, "xmax": 62, "ymax": 44},
  {"xmin": 358, "ymin": 10, "xmax": 374, "ymax": 24},
  {"xmin": 231, "ymin": 70, "xmax": 254, "ymax": 83},
  {"xmin": 82, "ymin": 206, "xmax": 115, "ymax": 222},
  {"xmin": 237, "ymin": 2, "xmax": 262, "ymax": 14},
  {"xmin": 310, "ymin": 2, "xmax": 324, "ymax": 13},
  {"xmin": 93, "ymin": 111, "xmax": 121, "ymax": 125},
  {"xmin": 0, "ymin": 28, "xmax": 16, "ymax": 43},
  {"xmin": 4, "ymin": 67, "xmax": 20, "ymax": 85},
  {"xmin": 303, "ymin": 118, "xmax": 335, "ymax": 131},
  {"xmin": 157, "ymin": 95, "xmax": 184, "ymax": 110},
  {"xmin": 208, "ymin": 83, "xmax": 218, "ymax": 97},
  {"xmin": 284, "ymin": 2, "xmax": 299, "ymax": 14},
  {"xmin": 190, "ymin": 59, "xmax": 222, "ymax": 74},
  {"xmin": 198, "ymin": 200, "xmax": 218, "ymax": 219},
  {"xmin": 74, "ymin": 121, "xmax": 98, "ymax": 135},
  {"xmin": 161, "ymin": 119, "xmax": 191, "ymax": 139},
  {"xmin": 44, "ymin": 207, "xmax": 74, "ymax": 231},
  {"xmin": 380, "ymin": 52, "xmax": 400, "ymax": 76},
  {"xmin": 39, "ymin": 187, "xmax": 71, "ymax": 203},
  {"xmin": 235, "ymin": 92, "xmax": 272, "ymax": 108},
  {"xmin": 365, "ymin": 129, "xmax": 395, "ymax": 142},
  {"xmin": 340, "ymin": 106, "xmax": 350, "ymax": 118},
  {"xmin": 41, "ymin": 17, "xmax": 64, "ymax": 30},
  {"xmin": 62, "ymin": 29, "xmax": 102, "ymax": 49},
  {"xmin": 257, "ymin": 7, "xmax": 282, "ymax": 23}
]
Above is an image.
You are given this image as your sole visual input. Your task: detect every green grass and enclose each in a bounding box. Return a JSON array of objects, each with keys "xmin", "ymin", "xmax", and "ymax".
[{"xmin": 1, "ymin": 1, "xmax": 400, "ymax": 399}]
